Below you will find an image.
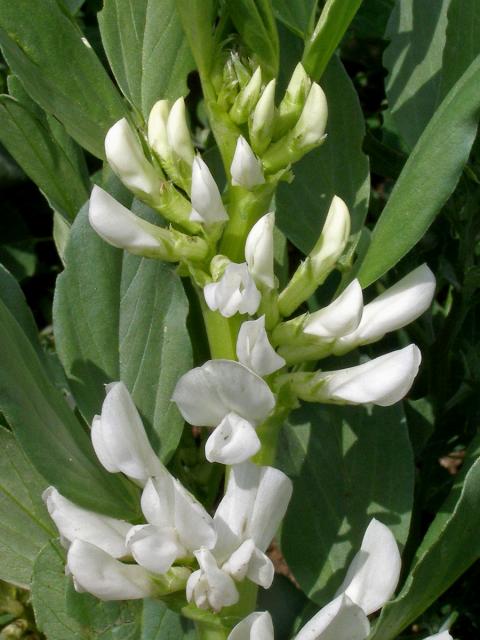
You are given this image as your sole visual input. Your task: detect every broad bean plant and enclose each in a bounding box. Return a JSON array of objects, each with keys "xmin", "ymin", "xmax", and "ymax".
[{"xmin": 0, "ymin": 1, "xmax": 478, "ymax": 640}]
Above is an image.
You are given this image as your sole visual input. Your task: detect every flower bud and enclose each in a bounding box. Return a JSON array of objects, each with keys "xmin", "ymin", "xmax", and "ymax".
[
  {"xmin": 249, "ymin": 79, "xmax": 276, "ymax": 154},
  {"xmin": 278, "ymin": 196, "xmax": 350, "ymax": 317},
  {"xmin": 245, "ymin": 212, "xmax": 276, "ymax": 290},
  {"xmin": 89, "ymin": 186, "xmax": 209, "ymax": 262},
  {"xmin": 285, "ymin": 344, "xmax": 421, "ymax": 406},
  {"xmin": 147, "ymin": 99, "xmax": 170, "ymax": 160},
  {"xmin": 304, "ymin": 280, "xmax": 363, "ymax": 338},
  {"xmin": 230, "ymin": 66, "xmax": 263, "ymax": 125},
  {"xmin": 167, "ymin": 97, "xmax": 195, "ymax": 166},
  {"xmin": 227, "ymin": 612, "xmax": 274, "ymax": 640},
  {"xmin": 236, "ymin": 316, "xmax": 285, "ymax": 376},
  {"xmin": 293, "ymin": 82, "xmax": 328, "ymax": 148},
  {"xmin": 105, "ymin": 118, "xmax": 160, "ymax": 202},
  {"xmin": 230, "ymin": 136, "xmax": 265, "ymax": 189},
  {"xmin": 190, "ymin": 155, "xmax": 229, "ymax": 225},
  {"xmin": 333, "ymin": 264, "xmax": 436, "ymax": 355},
  {"xmin": 275, "ymin": 63, "xmax": 311, "ymax": 138}
]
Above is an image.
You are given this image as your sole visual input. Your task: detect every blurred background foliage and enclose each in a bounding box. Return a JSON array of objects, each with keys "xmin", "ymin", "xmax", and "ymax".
[{"xmin": 0, "ymin": 0, "xmax": 478, "ymax": 638}]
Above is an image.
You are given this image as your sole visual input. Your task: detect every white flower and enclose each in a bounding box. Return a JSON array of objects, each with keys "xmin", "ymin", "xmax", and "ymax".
[
  {"xmin": 147, "ymin": 99, "xmax": 170, "ymax": 160},
  {"xmin": 303, "ymin": 280, "xmax": 364, "ymax": 339},
  {"xmin": 245, "ymin": 212, "xmax": 276, "ymax": 290},
  {"xmin": 91, "ymin": 381, "xmax": 163, "ymax": 486},
  {"xmin": 126, "ymin": 471, "xmax": 216, "ymax": 574},
  {"xmin": 186, "ymin": 548, "xmax": 239, "ymax": 612},
  {"xmin": 293, "ymin": 82, "xmax": 328, "ymax": 149},
  {"xmin": 204, "ymin": 262, "xmax": 261, "ymax": 318},
  {"xmin": 333, "ymin": 264, "xmax": 436, "ymax": 354},
  {"xmin": 230, "ymin": 67, "xmax": 263, "ymax": 124},
  {"xmin": 335, "ymin": 519, "xmax": 401, "ymax": 615},
  {"xmin": 293, "ymin": 344, "xmax": 421, "ymax": 407},
  {"xmin": 42, "ymin": 487, "xmax": 130, "ymax": 558},
  {"xmin": 105, "ymin": 118, "xmax": 159, "ymax": 200},
  {"xmin": 190, "ymin": 155, "xmax": 229, "ymax": 225},
  {"xmin": 236, "ymin": 316, "xmax": 285, "ymax": 376},
  {"xmin": 167, "ymin": 97, "xmax": 195, "ymax": 166},
  {"xmin": 172, "ymin": 360, "xmax": 275, "ymax": 464},
  {"xmin": 67, "ymin": 539, "xmax": 154, "ymax": 601},
  {"xmin": 250, "ymin": 79, "xmax": 276, "ymax": 154},
  {"xmin": 213, "ymin": 462, "xmax": 292, "ymax": 588},
  {"xmin": 230, "ymin": 136, "xmax": 265, "ymax": 189},
  {"xmin": 228, "ymin": 611, "xmax": 274, "ymax": 640},
  {"xmin": 88, "ymin": 186, "xmax": 166, "ymax": 258}
]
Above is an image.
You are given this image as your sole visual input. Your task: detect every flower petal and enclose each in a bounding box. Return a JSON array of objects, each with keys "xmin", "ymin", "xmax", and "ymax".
[
  {"xmin": 186, "ymin": 548, "xmax": 239, "ymax": 612},
  {"xmin": 190, "ymin": 155, "xmax": 228, "ymax": 224},
  {"xmin": 335, "ymin": 519, "xmax": 401, "ymax": 615},
  {"xmin": 230, "ymin": 136, "xmax": 265, "ymax": 189},
  {"xmin": 91, "ymin": 381, "xmax": 163, "ymax": 486},
  {"xmin": 43, "ymin": 487, "xmax": 130, "ymax": 558},
  {"xmin": 295, "ymin": 594, "xmax": 370, "ymax": 640},
  {"xmin": 245, "ymin": 213, "xmax": 276, "ymax": 290},
  {"xmin": 126, "ymin": 524, "xmax": 183, "ymax": 574},
  {"xmin": 304, "ymin": 280, "xmax": 363, "ymax": 338},
  {"xmin": 237, "ymin": 316, "xmax": 286, "ymax": 376},
  {"xmin": 423, "ymin": 632, "xmax": 453, "ymax": 640},
  {"xmin": 205, "ymin": 412, "xmax": 261, "ymax": 464},
  {"xmin": 228, "ymin": 612, "xmax": 274, "ymax": 640},
  {"xmin": 203, "ymin": 263, "xmax": 261, "ymax": 317},
  {"xmin": 67, "ymin": 540, "xmax": 153, "ymax": 601},
  {"xmin": 172, "ymin": 359, "xmax": 275, "ymax": 427}
]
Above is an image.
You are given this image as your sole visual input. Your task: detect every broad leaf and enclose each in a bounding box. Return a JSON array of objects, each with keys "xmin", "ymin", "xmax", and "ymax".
[
  {"xmin": 99, "ymin": 0, "xmax": 195, "ymax": 118},
  {"xmin": 175, "ymin": 0, "xmax": 216, "ymax": 79},
  {"xmin": 357, "ymin": 55, "xmax": 480, "ymax": 287},
  {"xmin": 0, "ymin": 0, "xmax": 127, "ymax": 158},
  {"xmin": 302, "ymin": 0, "xmax": 363, "ymax": 80},
  {"xmin": 0, "ymin": 95, "xmax": 88, "ymax": 221},
  {"xmin": 383, "ymin": 0, "xmax": 450, "ymax": 149},
  {"xmin": 369, "ymin": 436, "xmax": 480, "ymax": 640},
  {"xmin": 277, "ymin": 54, "xmax": 369, "ymax": 255},
  {"xmin": 32, "ymin": 542, "xmax": 192, "ymax": 640},
  {"xmin": 440, "ymin": 0, "xmax": 480, "ymax": 99},
  {"xmin": 0, "ymin": 427, "xmax": 54, "ymax": 588},
  {"xmin": 224, "ymin": 0, "xmax": 280, "ymax": 79},
  {"xmin": 0, "ymin": 294, "xmax": 139, "ymax": 519},
  {"xmin": 278, "ymin": 402, "xmax": 414, "ymax": 604},
  {"xmin": 54, "ymin": 202, "xmax": 192, "ymax": 462},
  {"xmin": 272, "ymin": 0, "xmax": 317, "ymax": 38}
]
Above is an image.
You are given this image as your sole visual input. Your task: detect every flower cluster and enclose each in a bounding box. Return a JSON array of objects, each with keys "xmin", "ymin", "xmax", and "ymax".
[
  {"xmin": 44, "ymin": 382, "xmax": 291, "ymax": 610},
  {"xmin": 43, "ymin": 53, "xmax": 444, "ymax": 638}
]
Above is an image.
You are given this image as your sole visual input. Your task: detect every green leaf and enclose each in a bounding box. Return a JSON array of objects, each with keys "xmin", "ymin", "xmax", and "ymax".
[
  {"xmin": 383, "ymin": 0, "xmax": 449, "ymax": 149},
  {"xmin": 99, "ymin": 0, "xmax": 195, "ymax": 118},
  {"xmin": 302, "ymin": 0, "xmax": 363, "ymax": 80},
  {"xmin": 440, "ymin": 0, "xmax": 480, "ymax": 99},
  {"xmin": 357, "ymin": 55, "xmax": 480, "ymax": 287},
  {"xmin": 54, "ymin": 202, "xmax": 192, "ymax": 463},
  {"xmin": 0, "ymin": 292, "xmax": 139, "ymax": 519},
  {"xmin": 0, "ymin": 95, "xmax": 89, "ymax": 221},
  {"xmin": 369, "ymin": 435, "xmax": 480, "ymax": 640},
  {"xmin": 272, "ymin": 0, "xmax": 318, "ymax": 38},
  {"xmin": 31, "ymin": 541, "xmax": 193, "ymax": 640},
  {"xmin": 0, "ymin": 0, "xmax": 127, "ymax": 158},
  {"xmin": 175, "ymin": 0, "xmax": 216, "ymax": 80},
  {"xmin": 0, "ymin": 427, "xmax": 54, "ymax": 588},
  {"xmin": 224, "ymin": 0, "xmax": 280, "ymax": 79},
  {"xmin": 276, "ymin": 54, "xmax": 369, "ymax": 254},
  {"xmin": 278, "ymin": 402, "xmax": 414, "ymax": 604}
]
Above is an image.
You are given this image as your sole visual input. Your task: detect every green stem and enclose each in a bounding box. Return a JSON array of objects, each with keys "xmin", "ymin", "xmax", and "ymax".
[
  {"xmin": 197, "ymin": 290, "xmax": 241, "ymax": 360},
  {"xmin": 195, "ymin": 622, "xmax": 229, "ymax": 640}
]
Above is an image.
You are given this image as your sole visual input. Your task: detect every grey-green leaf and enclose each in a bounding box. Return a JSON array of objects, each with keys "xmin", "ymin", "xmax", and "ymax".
[
  {"xmin": 357, "ymin": 55, "xmax": 480, "ymax": 287},
  {"xmin": 369, "ymin": 436, "xmax": 480, "ymax": 640},
  {"xmin": 53, "ymin": 201, "xmax": 192, "ymax": 463},
  {"xmin": 0, "ymin": 292, "xmax": 139, "ymax": 520},
  {"xmin": 278, "ymin": 402, "xmax": 414, "ymax": 604},
  {"xmin": 0, "ymin": 427, "xmax": 54, "ymax": 588},
  {"xmin": 383, "ymin": 0, "xmax": 450, "ymax": 150},
  {"xmin": 0, "ymin": 95, "xmax": 88, "ymax": 221},
  {"xmin": 99, "ymin": 0, "xmax": 195, "ymax": 118},
  {"xmin": 276, "ymin": 55, "xmax": 369, "ymax": 255},
  {"xmin": 0, "ymin": 0, "xmax": 127, "ymax": 158}
]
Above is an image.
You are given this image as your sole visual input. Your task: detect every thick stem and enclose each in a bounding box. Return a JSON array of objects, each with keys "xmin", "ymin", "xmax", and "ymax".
[
  {"xmin": 195, "ymin": 622, "xmax": 229, "ymax": 640},
  {"xmin": 197, "ymin": 291, "xmax": 241, "ymax": 360}
]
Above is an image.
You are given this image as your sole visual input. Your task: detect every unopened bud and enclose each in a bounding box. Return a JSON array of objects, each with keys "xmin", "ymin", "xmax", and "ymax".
[
  {"xmin": 230, "ymin": 66, "xmax": 262, "ymax": 125},
  {"xmin": 245, "ymin": 212, "xmax": 275, "ymax": 290},
  {"xmin": 147, "ymin": 100, "xmax": 170, "ymax": 160},
  {"xmin": 105, "ymin": 118, "xmax": 160, "ymax": 202},
  {"xmin": 278, "ymin": 196, "xmax": 350, "ymax": 317},
  {"xmin": 230, "ymin": 136, "xmax": 265, "ymax": 189},
  {"xmin": 249, "ymin": 79, "xmax": 276, "ymax": 155},
  {"xmin": 275, "ymin": 63, "xmax": 311, "ymax": 138},
  {"xmin": 190, "ymin": 156, "xmax": 229, "ymax": 225},
  {"xmin": 167, "ymin": 97, "xmax": 195, "ymax": 166},
  {"xmin": 89, "ymin": 186, "xmax": 208, "ymax": 262}
]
